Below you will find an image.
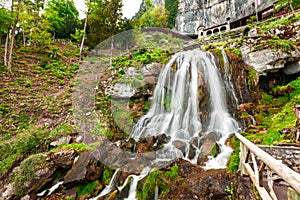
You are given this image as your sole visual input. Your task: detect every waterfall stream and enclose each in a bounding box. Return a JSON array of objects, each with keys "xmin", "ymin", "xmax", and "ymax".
[
  {"xmin": 95, "ymin": 48, "xmax": 241, "ymax": 199},
  {"xmin": 130, "ymin": 48, "xmax": 240, "ymax": 166}
]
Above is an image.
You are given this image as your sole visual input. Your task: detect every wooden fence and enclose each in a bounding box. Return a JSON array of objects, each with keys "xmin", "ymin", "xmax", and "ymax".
[{"xmin": 235, "ymin": 133, "xmax": 300, "ymax": 200}]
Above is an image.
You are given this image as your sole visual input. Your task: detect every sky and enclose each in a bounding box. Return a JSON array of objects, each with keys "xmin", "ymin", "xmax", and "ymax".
[{"xmin": 74, "ymin": 0, "xmax": 143, "ymax": 19}]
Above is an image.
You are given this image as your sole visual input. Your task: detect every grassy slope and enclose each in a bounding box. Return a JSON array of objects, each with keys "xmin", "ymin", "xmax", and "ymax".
[{"xmin": 0, "ymin": 43, "xmax": 79, "ymax": 179}]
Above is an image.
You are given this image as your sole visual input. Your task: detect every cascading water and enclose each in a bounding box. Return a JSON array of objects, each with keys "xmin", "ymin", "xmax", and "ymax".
[
  {"xmin": 121, "ymin": 48, "xmax": 240, "ymax": 199},
  {"xmin": 130, "ymin": 48, "xmax": 240, "ymax": 167}
]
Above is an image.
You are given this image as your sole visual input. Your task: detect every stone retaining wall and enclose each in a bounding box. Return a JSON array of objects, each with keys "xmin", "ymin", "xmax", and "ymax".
[{"xmin": 258, "ymin": 145, "xmax": 300, "ymax": 173}]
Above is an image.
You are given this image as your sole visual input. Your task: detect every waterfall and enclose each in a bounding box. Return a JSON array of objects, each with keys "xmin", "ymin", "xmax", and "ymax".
[{"xmin": 130, "ymin": 49, "xmax": 240, "ymax": 167}]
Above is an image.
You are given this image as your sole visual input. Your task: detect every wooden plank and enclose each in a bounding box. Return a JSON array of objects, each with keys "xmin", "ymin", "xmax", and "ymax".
[
  {"xmin": 244, "ymin": 163, "xmax": 273, "ymax": 200},
  {"xmin": 236, "ymin": 133, "xmax": 300, "ymax": 194},
  {"xmin": 267, "ymin": 169, "xmax": 278, "ymax": 200}
]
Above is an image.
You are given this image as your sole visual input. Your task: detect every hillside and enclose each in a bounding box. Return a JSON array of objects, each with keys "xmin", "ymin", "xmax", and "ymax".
[{"xmin": 1, "ymin": 8, "xmax": 300, "ymax": 200}]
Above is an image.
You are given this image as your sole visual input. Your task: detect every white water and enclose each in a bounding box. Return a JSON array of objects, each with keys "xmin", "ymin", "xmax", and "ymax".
[
  {"xmin": 123, "ymin": 167, "xmax": 152, "ymax": 200},
  {"xmin": 121, "ymin": 49, "xmax": 241, "ymax": 199},
  {"xmin": 89, "ymin": 169, "xmax": 120, "ymax": 200},
  {"xmin": 130, "ymin": 49, "xmax": 240, "ymax": 168},
  {"xmin": 37, "ymin": 181, "xmax": 64, "ymax": 197}
]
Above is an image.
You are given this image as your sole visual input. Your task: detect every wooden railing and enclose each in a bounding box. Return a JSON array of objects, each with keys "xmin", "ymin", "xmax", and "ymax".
[{"xmin": 235, "ymin": 133, "xmax": 300, "ymax": 200}]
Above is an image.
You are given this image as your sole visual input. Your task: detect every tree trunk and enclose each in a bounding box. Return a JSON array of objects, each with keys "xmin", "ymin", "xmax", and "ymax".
[
  {"xmin": 288, "ymin": 0, "xmax": 295, "ymax": 14},
  {"xmin": 4, "ymin": 30, "xmax": 9, "ymax": 66},
  {"xmin": 79, "ymin": 14, "xmax": 88, "ymax": 60},
  {"xmin": 8, "ymin": 0, "xmax": 22, "ymax": 70},
  {"xmin": 22, "ymin": 27, "xmax": 25, "ymax": 46}
]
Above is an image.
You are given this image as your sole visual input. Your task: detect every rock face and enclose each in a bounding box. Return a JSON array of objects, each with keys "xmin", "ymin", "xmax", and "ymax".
[
  {"xmin": 242, "ymin": 48, "xmax": 300, "ymax": 75},
  {"xmin": 156, "ymin": 0, "xmax": 271, "ymax": 33}
]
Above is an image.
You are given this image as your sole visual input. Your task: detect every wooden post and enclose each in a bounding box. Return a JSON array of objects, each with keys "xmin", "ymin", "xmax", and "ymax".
[
  {"xmin": 240, "ymin": 142, "xmax": 249, "ymax": 176},
  {"xmin": 259, "ymin": 162, "xmax": 265, "ymax": 187}
]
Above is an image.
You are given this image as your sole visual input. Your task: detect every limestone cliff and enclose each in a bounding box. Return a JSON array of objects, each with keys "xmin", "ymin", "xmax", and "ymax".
[{"xmin": 148, "ymin": 0, "xmax": 271, "ymax": 33}]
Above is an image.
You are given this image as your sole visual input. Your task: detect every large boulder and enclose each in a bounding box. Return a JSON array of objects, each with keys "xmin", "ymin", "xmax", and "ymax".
[
  {"xmin": 64, "ymin": 151, "xmax": 104, "ymax": 186},
  {"xmin": 242, "ymin": 48, "xmax": 300, "ymax": 75}
]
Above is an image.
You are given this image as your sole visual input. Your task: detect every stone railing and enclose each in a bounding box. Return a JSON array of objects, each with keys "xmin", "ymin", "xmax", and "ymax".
[{"xmin": 236, "ymin": 132, "xmax": 300, "ymax": 200}]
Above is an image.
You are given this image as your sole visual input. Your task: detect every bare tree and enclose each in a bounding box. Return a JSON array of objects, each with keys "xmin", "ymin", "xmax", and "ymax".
[{"xmin": 7, "ymin": 0, "xmax": 21, "ymax": 69}]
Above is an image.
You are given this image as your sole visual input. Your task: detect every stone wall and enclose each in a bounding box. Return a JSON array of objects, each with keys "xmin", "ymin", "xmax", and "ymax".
[{"xmin": 259, "ymin": 145, "xmax": 300, "ymax": 173}]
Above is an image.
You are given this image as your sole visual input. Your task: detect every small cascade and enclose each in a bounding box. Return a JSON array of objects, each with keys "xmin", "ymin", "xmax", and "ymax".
[
  {"xmin": 221, "ymin": 49, "xmax": 239, "ymax": 106},
  {"xmin": 130, "ymin": 49, "xmax": 240, "ymax": 168},
  {"xmin": 89, "ymin": 169, "xmax": 120, "ymax": 200},
  {"xmin": 123, "ymin": 167, "xmax": 152, "ymax": 200},
  {"xmin": 37, "ymin": 181, "xmax": 64, "ymax": 197}
]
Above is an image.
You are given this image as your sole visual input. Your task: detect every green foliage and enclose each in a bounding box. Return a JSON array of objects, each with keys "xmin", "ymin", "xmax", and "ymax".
[
  {"xmin": 267, "ymin": 39, "xmax": 294, "ymax": 52},
  {"xmin": 71, "ymin": 28, "xmax": 84, "ymax": 43},
  {"xmin": 225, "ymin": 182, "xmax": 235, "ymax": 200},
  {"xmin": 0, "ymin": 7, "xmax": 13, "ymax": 35},
  {"xmin": 262, "ymin": 13, "xmax": 300, "ymax": 31},
  {"xmin": 139, "ymin": 170, "xmax": 167, "ymax": 200},
  {"xmin": 247, "ymin": 70, "xmax": 258, "ymax": 90},
  {"xmin": 227, "ymin": 135, "xmax": 240, "ymax": 172},
  {"xmin": 112, "ymin": 49, "xmax": 171, "ymax": 67},
  {"xmin": 164, "ymin": 165, "xmax": 179, "ymax": 180},
  {"xmin": 245, "ymin": 78, "xmax": 300, "ymax": 145},
  {"xmin": 273, "ymin": 0, "xmax": 300, "ymax": 13},
  {"xmin": 133, "ymin": 5, "xmax": 169, "ymax": 28},
  {"xmin": 243, "ymin": 26, "xmax": 251, "ymax": 36},
  {"xmin": 102, "ymin": 166, "xmax": 113, "ymax": 185},
  {"xmin": 52, "ymin": 143, "xmax": 93, "ymax": 152},
  {"xmin": 87, "ymin": 0, "xmax": 124, "ymax": 48},
  {"xmin": 0, "ymin": 124, "xmax": 73, "ymax": 177},
  {"xmin": 77, "ymin": 180, "xmax": 100, "ymax": 197},
  {"xmin": 44, "ymin": 0, "xmax": 79, "ymax": 39},
  {"xmin": 246, "ymin": 16, "xmax": 257, "ymax": 24},
  {"xmin": 165, "ymin": 0, "xmax": 179, "ymax": 28},
  {"xmin": 13, "ymin": 153, "xmax": 47, "ymax": 196}
]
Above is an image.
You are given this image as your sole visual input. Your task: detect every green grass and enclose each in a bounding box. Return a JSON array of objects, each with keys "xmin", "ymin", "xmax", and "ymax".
[
  {"xmin": 77, "ymin": 180, "xmax": 100, "ymax": 197},
  {"xmin": 0, "ymin": 124, "xmax": 74, "ymax": 178},
  {"xmin": 245, "ymin": 78, "xmax": 300, "ymax": 145},
  {"xmin": 261, "ymin": 13, "xmax": 300, "ymax": 31}
]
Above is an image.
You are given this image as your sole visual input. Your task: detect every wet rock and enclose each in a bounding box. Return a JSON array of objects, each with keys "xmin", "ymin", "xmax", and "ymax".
[
  {"xmin": 64, "ymin": 151, "xmax": 104, "ymax": 186},
  {"xmin": 172, "ymin": 158, "xmax": 203, "ymax": 178},
  {"xmin": 50, "ymin": 149, "xmax": 77, "ymax": 169},
  {"xmin": 50, "ymin": 136, "xmax": 72, "ymax": 147},
  {"xmin": 120, "ymin": 138, "xmax": 136, "ymax": 152},
  {"xmin": 197, "ymin": 153, "xmax": 209, "ymax": 166},
  {"xmin": 200, "ymin": 132, "xmax": 220, "ymax": 155},
  {"xmin": 190, "ymin": 137, "xmax": 199, "ymax": 147},
  {"xmin": 284, "ymin": 61, "xmax": 300, "ymax": 75},
  {"xmin": 172, "ymin": 140, "xmax": 186, "ymax": 155},
  {"xmin": 65, "ymin": 188, "xmax": 77, "ymax": 199},
  {"xmin": 188, "ymin": 144, "xmax": 197, "ymax": 160},
  {"xmin": 156, "ymin": 134, "xmax": 170, "ymax": 147}
]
